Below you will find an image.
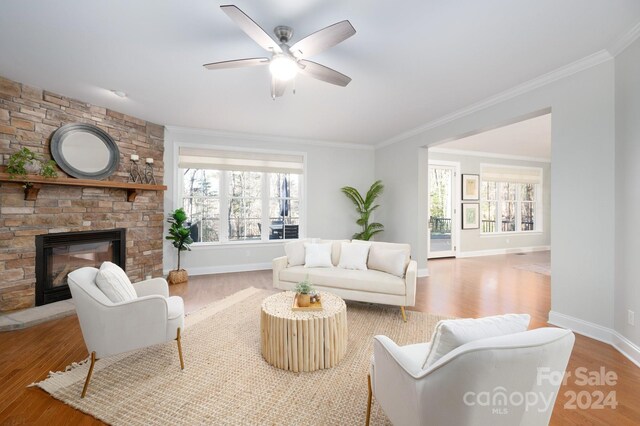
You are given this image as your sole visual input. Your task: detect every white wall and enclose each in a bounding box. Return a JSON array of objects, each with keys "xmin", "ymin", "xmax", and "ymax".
[
  {"xmin": 375, "ymin": 60, "xmax": 616, "ymax": 330},
  {"xmin": 427, "ymin": 151, "xmax": 551, "ymax": 254},
  {"xmin": 163, "ymin": 127, "xmax": 375, "ymax": 274},
  {"xmin": 615, "ymin": 37, "xmax": 640, "ymax": 347}
]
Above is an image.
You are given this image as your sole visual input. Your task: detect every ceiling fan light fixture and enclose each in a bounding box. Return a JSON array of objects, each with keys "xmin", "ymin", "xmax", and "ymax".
[{"xmin": 269, "ymin": 55, "xmax": 298, "ymax": 81}]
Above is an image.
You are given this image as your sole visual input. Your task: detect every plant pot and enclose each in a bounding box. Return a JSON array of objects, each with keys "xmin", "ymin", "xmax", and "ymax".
[
  {"xmin": 297, "ymin": 293, "xmax": 310, "ymax": 307},
  {"xmin": 24, "ymin": 185, "xmax": 40, "ymax": 201},
  {"xmin": 167, "ymin": 269, "xmax": 188, "ymax": 285}
]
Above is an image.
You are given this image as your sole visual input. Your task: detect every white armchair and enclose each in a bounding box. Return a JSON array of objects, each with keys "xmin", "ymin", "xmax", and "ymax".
[
  {"xmin": 68, "ymin": 267, "xmax": 185, "ymax": 398},
  {"xmin": 367, "ymin": 327, "xmax": 575, "ymax": 426}
]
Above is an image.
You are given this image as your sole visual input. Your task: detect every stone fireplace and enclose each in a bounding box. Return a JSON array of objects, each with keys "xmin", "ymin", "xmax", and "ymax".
[
  {"xmin": 35, "ymin": 229, "xmax": 126, "ymax": 306},
  {"xmin": 0, "ymin": 76, "xmax": 165, "ymax": 312}
]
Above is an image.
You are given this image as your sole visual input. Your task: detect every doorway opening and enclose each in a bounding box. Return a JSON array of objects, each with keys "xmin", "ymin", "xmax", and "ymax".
[{"xmin": 428, "ymin": 161, "xmax": 459, "ymax": 259}]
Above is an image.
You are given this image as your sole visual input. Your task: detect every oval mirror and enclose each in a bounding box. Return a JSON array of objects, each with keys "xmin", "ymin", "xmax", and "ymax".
[{"xmin": 50, "ymin": 123, "xmax": 120, "ymax": 180}]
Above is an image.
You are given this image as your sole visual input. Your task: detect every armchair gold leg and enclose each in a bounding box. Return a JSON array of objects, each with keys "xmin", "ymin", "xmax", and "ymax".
[
  {"xmin": 81, "ymin": 351, "xmax": 97, "ymax": 398},
  {"xmin": 176, "ymin": 327, "xmax": 185, "ymax": 370},
  {"xmin": 400, "ymin": 306, "xmax": 407, "ymax": 323},
  {"xmin": 366, "ymin": 374, "xmax": 372, "ymax": 426}
]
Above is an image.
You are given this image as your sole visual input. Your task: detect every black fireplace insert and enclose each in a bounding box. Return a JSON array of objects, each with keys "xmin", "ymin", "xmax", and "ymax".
[{"xmin": 35, "ymin": 228, "xmax": 126, "ymax": 306}]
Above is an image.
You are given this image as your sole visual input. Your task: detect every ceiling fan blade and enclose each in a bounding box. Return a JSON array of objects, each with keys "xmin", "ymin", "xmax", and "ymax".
[
  {"xmin": 290, "ymin": 20, "xmax": 355, "ymax": 58},
  {"xmin": 298, "ymin": 60, "xmax": 351, "ymax": 87},
  {"xmin": 271, "ymin": 77, "xmax": 287, "ymax": 99},
  {"xmin": 220, "ymin": 5, "xmax": 282, "ymax": 54},
  {"xmin": 203, "ymin": 58, "xmax": 269, "ymax": 70}
]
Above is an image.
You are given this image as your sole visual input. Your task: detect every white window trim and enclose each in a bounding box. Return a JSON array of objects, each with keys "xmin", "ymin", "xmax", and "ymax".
[
  {"xmin": 479, "ymin": 164, "xmax": 544, "ymax": 236},
  {"xmin": 173, "ymin": 142, "xmax": 307, "ymax": 246}
]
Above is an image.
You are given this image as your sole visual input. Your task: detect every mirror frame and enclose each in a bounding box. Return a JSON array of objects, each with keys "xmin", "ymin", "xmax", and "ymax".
[{"xmin": 50, "ymin": 123, "xmax": 120, "ymax": 180}]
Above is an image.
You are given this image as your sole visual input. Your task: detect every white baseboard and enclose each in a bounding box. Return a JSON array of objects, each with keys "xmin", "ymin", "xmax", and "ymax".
[
  {"xmin": 418, "ymin": 268, "xmax": 430, "ymax": 278},
  {"xmin": 548, "ymin": 311, "xmax": 640, "ymax": 369},
  {"xmin": 163, "ymin": 262, "xmax": 271, "ymax": 277},
  {"xmin": 612, "ymin": 333, "xmax": 640, "ymax": 369},
  {"xmin": 457, "ymin": 245, "xmax": 550, "ymax": 258}
]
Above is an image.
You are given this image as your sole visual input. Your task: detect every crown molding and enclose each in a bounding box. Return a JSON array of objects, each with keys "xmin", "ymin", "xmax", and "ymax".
[
  {"xmin": 376, "ymin": 49, "xmax": 613, "ymax": 149},
  {"xmin": 608, "ymin": 21, "xmax": 640, "ymax": 57},
  {"xmin": 165, "ymin": 126, "xmax": 375, "ymax": 151},
  {"xmin": 429, "ymin": 147, "xmax": 551, "ymax": 163}
]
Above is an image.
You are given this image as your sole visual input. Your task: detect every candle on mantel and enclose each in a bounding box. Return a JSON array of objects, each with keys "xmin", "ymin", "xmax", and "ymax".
[
  {"xmin": 146, "ymin": 158, "xmax": 154, "ymax": 164},
  {"xmin": 130, "ymin": 154, "xmax": 139, "ymax": 161}
]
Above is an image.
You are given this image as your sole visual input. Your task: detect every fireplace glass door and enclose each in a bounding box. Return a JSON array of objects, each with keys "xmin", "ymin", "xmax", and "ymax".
[{"xmin": 49, "ymin": 242, "xmax": 114, "ymax": 288}]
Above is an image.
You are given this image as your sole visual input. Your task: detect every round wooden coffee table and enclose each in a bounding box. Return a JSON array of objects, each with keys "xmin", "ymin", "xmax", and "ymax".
[{"xmin": 260, "ymin": 291, "xmax": 347, "ymax": 372}]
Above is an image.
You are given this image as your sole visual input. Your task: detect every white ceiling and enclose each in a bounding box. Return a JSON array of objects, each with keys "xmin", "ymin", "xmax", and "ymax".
[
  {"xmin": 434, "ymin": 113, "xmax": 551, "ymax": 160},
  {"xmin": 0, "ymin": 1, "xmax": 638, "ymax": 145}
]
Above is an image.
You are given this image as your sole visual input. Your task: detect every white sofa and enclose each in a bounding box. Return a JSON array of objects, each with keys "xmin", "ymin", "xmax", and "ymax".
[{"xmin": 273, "ymin": 240, "xmax": 417, "ymax": 319}]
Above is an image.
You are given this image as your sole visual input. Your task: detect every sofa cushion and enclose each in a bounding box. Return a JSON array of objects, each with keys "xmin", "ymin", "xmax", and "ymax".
[
  {"xmin": 321, "ymin": 239, "xmax": 349, "ymax": 266},
  {"xmin": 95, "ymin": 261, "xmax": 137, "ymax": 303},
  {"xmin": 285, "ymin": 239, "xmax": 308, "ymax": 267},
  {"xmin": 423, "ymin": 313, "xmax": 531, "ymax": 369},
  {"xmin": 338, "ymin": 242, "xmax": 371, "ymax": 270},
  {"xmin": 304, "ymin": 242, "xmax": 333, "ymax": 268},
  {"xmin": 166, "ymin": 296, "xmax": 184, "ymax": 320},
  {"xmin": 368, "ymin": 247, "xmax": 407, "ymax": 277},
  {"xmin": 280, "ymin": 266, "xmax": 406, "ymax": 296}
]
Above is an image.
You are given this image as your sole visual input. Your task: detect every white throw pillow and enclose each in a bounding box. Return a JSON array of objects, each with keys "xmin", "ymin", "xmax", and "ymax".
[
  {"xmin": 423, "ymin": 313, "xmax": 531, "ymax": 369},
  {"xmin": 304, "ymin": 242, "xmax": 333, "ymax": 268},
  {"xmin": 285, "ymin": 239, "xmax": 307, "ymax": 267},
  {"xmin": 95, "ymin": 261, "xmax": 137, "ymax": 303},
  {"xmin": 368, "ymin": 246, "xmax": 407, "ymax": 277},
  {"xmin": 338, "ymin": 242, "xmax": 371, "ymax": 270}
]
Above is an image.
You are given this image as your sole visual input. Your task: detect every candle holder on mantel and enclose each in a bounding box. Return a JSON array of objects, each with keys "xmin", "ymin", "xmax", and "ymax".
[
  {"xmin": 144, "ymin": 158, "xmax": 156, "ymax": 185},
  {"xmin": 128, "ymin": 154, "xmax": 142, "ymax": 183}
]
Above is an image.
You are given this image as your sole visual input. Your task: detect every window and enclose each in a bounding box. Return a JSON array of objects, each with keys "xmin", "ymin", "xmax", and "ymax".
[
  {"xmin": 227, "ymin": 171, "xmax": 262, "ymax": 241},
  {"xmin": 178, "ymin": 147, "xmax": 303, "ymax": 244},
  {"xmin": 182, "ymin": 169, "xmax": 220, "ymax": 242},
  {"xmin": 480, "ymin": 165, "xmax": 542, "ymax": 234}
]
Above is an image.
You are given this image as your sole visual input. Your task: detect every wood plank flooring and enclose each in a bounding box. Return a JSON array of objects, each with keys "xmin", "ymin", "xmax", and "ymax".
[{"xmin": 0, "ymin": 252, "xmax": 638, "ymax": 425}]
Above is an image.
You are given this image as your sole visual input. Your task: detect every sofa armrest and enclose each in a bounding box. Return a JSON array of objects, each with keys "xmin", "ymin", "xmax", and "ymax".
[
  {"xmin": 272, "ymin": 256, "xmax": 288, "ymax": 288},
  {"xmin": 134, "ymin": 277, "xmax": 169, "ymax": 298},
  {"xmin": 405, "ymin": 260, "xmax": 417, "ymax": 306}
]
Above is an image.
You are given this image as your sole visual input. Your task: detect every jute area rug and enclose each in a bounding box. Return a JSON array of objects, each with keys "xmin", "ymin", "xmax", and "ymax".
[
  {"xmin": 35, "ymin": 288, "xmax": 448, "ymax": 425},
  {"xmin": 512, "ymin": 262, "xmax": 551, "ymax": 276}
]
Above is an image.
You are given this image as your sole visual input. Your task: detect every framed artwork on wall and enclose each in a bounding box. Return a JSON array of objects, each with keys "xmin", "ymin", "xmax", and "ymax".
[
  {"xmin": 462, "ymin": 203, "xmax": 480, "ymax": 229},
  {"xmin": 461, "ymin": 174, "xmax": 480, "ymax": 200}
]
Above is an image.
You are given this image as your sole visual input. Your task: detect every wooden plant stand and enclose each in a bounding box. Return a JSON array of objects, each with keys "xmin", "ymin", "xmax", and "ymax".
[{"xmin": 260, "ymin": 291, "xmax": 348, "ymax": 372}]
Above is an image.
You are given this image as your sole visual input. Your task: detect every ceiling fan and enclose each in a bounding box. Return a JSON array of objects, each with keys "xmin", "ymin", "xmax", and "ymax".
[{"xmin": 203, "ymin": 5, "xmax": 356, "ymax": 99}]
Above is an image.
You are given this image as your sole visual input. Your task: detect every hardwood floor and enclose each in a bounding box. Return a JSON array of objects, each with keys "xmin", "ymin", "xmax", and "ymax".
[{"xmin": 0, "ymin": 252, "xmax": 638, "ymax": 425}]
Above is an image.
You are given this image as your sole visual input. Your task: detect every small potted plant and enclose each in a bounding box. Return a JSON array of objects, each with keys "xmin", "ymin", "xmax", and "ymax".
[
  {"xmin": 165, "ymin": 208, "xmax": 193, "ymax": 285},
  {"xmin": 6, "ymin": 147, "xmax": 58, "ymax": 200},
  {"xmin": 294, "ymin": 275, "xmax": 314, "ymax": 307}
]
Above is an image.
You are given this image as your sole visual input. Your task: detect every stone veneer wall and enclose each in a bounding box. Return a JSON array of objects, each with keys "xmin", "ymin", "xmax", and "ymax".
[{"xmin": 0, "ymin": 76, "xmax": 164, "ymax": 312}]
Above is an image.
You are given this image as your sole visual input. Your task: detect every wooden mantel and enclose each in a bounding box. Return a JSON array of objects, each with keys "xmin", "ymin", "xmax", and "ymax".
[{"xmin": 0, "ymin": 172, "xmax": 166, "ymax": 202}]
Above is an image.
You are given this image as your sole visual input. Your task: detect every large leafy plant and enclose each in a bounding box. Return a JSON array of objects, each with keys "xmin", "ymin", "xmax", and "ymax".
[
  {"xmin": 341, "ymin": 180, "xmax": 384, "ymax": 241},
  {"xmin": 166, "ymin": 208, "xmax": 193, "ymax": 270}
]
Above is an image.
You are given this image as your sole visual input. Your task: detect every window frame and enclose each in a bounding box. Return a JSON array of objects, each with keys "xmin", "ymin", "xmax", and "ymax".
[
  {"xmin": 174, "ymin": 143, "xmax": 306, "ymax": 246},
  {"xmin": 479, "ymin": 164, "xmax": 543, "ymax": 236}
]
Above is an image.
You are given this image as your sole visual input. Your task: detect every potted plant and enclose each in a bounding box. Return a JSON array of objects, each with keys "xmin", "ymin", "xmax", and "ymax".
[
  {"xmin": 341, "ymin": 180, "xmax": 384, "ymax": 241},
  {"xmin": 6, "ymin": 147, "xmax": 58, "ymax": 200},
  {"xmin": 294, "ymin": 275, "xmax": 315, "ymax": 307},
  {"xmin": 165, "ymin": 208, "xmax": 193, "ymax": 285}
]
